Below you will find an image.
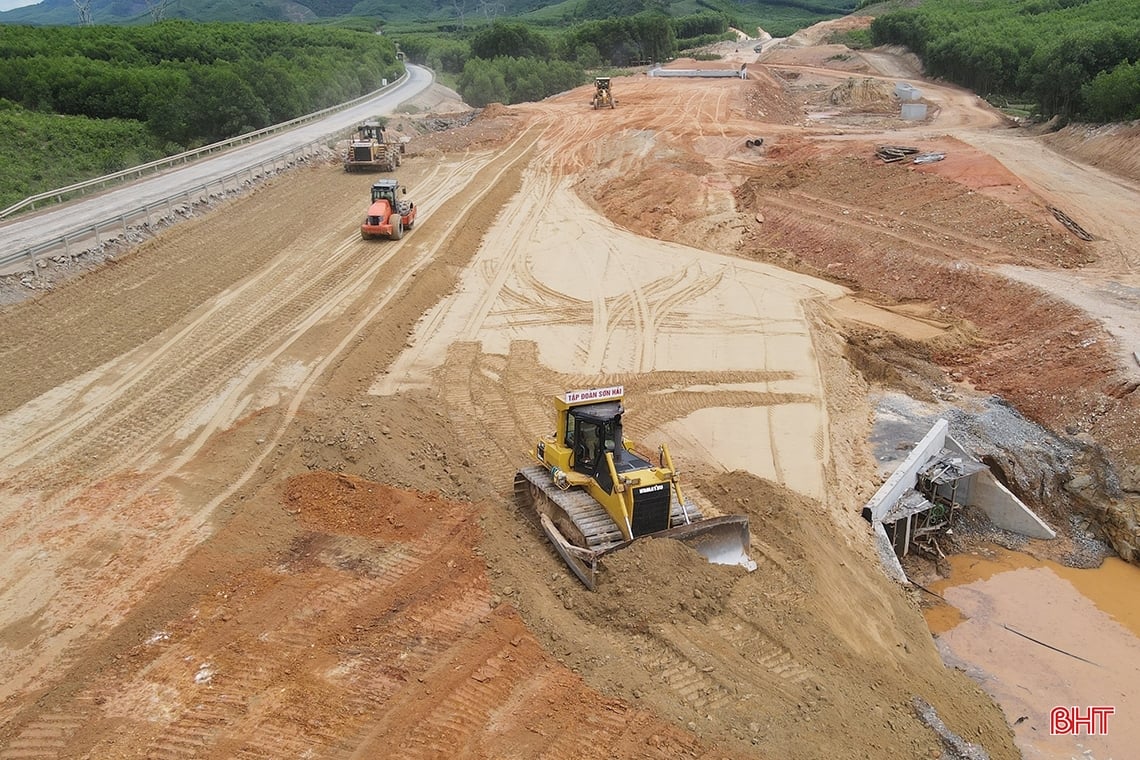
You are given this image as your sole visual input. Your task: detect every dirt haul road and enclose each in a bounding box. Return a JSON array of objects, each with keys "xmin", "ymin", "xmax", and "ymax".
[{"xmin": 2, "ymin": 31, "xmax": 1139, "ymax": 760}]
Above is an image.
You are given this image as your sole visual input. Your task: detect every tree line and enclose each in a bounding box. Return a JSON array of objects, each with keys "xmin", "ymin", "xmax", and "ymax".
[
  {"xmin": 400, "ymin": 12, "xmax": 732, "ymax": 107},
  {"xmin": 0, "ymin": 21, "xmax": 402, "ymax": 147},
  {"xmin": 869, "ymin": 0, "xmax": 1140, "ymax": 121}
]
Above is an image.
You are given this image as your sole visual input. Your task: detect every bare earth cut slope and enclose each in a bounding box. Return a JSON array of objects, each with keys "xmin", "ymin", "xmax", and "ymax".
[{"xmin": 2, "ymin": 25, "xmax": 1139, "ymax": 760}]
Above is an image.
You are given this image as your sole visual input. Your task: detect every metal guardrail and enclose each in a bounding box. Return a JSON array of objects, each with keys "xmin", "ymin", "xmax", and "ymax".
[
  {"xmin": 0, "ymin": 71, "xmax": 413, "ymax": 275},
  {"xmin": 7, "ymin": 141, "xmax": 327, "ymax": 275},
  {"xmin": 0, "ymin": 70, "xmax": 408, "ymax": 222}
]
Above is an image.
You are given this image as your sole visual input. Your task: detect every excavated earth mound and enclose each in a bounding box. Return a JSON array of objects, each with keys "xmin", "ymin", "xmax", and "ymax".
[{"xmin": 481, "ymin": 470, "xmax": 1020, "ymax": 758}]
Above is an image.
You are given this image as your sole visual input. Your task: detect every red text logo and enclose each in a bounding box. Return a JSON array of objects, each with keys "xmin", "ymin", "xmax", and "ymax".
[{"xmin": 1050, "ymin": 706, "xmax": 1114, "ymax": 735}]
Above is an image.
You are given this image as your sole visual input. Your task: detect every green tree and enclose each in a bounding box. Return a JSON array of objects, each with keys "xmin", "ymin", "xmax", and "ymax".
[
  {"xmin": 470, "ymin": 20, "xmax": 552, "ymax": 60},
  {"xmin": 1082, "ymin": 60, "xmax": 1140, "ymax": 120},
  {"xmin": 458, "ymin": 58, "xmax": 509, "ymax": 107},
  {"xmin": 182, "ymin": 63, "xmax": 271, "ymax": 143}
]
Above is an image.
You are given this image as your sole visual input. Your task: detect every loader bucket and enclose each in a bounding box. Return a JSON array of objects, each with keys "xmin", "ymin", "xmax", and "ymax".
[{"xmin": 648, "ymin": 515, "xmax": 757, "ymax": 572}]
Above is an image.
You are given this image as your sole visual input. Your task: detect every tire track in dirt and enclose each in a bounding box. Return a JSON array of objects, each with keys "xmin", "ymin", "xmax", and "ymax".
[
  {"xmin": 6, "ymin": 231, "xmax": 373, "ymax": 483},
  {"xmin": 0, "ymin": 64, "xmax": 1037, "ymax": 760},
  {"xmin": 645, "ymin": 638, "xmax": 738, "ymax": 714},
  {"xmin": 656, "ymin": 619, "xmax": 819, "ymax": 709},
  {"xmin": 0, "ymin": 150, "xmax": 501, "ymax": 487},
  {"xmin": 500, "ymin": 260, "xmax": 589, "ymax": 325},
  {"xmin": 754, "ymin": 193, "xmax": 996, "ymax": 267},
  {"xmin": 600, "ymin": 234, "xmax": 653, "ymax": 370},
  {"xmin": 438, "ymin": 340, "xmax": 553, "ymax": 492},
  {"xmin": 785, "ymin": 189, "xmax": 1003, "ymax": 258},
  {"xmin": 0, "ymin": 478, "xmax": 492, "ymax": 758},
  {"xmin": 0, "ymin": 702, "xmax": 93, "ymax": 759},
  {"xmin": 0, "ymin": 150, "xmax": 499, "ymax": 480},
  {"xmin": 438, "ymin": 342, "xmax": 522, "ymax": 493},
  {"xmin": 459, "ymin": 168, "xmax": 559, "ymax": 341},
  {"xmin": 0, "ymin": 130, "xmax": 544, "ymax": 722}
]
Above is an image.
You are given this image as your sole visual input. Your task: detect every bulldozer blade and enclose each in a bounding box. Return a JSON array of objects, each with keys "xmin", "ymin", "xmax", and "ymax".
[
  {"xmin": 539, "ymin": 513, "xmax": 601, "ymax": 591},
  {"xmin": 648, "ymin": 515, "xmax": 757, "ymax": 572}
]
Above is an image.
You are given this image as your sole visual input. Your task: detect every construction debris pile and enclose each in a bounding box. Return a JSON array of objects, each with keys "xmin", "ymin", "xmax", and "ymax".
[{"xmin": 876, "ymin": 145, "xmax": 946, "ymax": 164}]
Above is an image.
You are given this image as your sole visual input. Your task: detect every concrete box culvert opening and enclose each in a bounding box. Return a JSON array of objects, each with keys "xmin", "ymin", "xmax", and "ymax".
[{"xmin": 862, "ymin": 418, "xmax": 1055, "ymax": 583}]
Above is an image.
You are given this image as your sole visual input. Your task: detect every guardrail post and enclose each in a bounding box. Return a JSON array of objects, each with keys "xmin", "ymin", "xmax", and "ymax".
[
  {"xmin": 94, "ymin": 222, "xmax": 101, "ymax": 247},
  {"xmin": 63, "ymin": 234, "xmax": 71, "ymax": 257}
]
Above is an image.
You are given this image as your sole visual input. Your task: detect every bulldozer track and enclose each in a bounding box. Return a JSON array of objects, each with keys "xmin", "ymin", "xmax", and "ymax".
[
  {"xmin": 0, "ymin": 510, "xmax": 490, "ymax": 759},
  {"xmin": 515, "ymin": 465, "xmax": 624, "ymax": 551},
  {"xmin": 0, "ymin": 703, "xmax": 93, "ymax": 759},
  {"xmin": 707, "ymin": 617, "xmax": 815, "ymax": 688},
  {"xmin": 436, "ymin": 342, "xmax": 552, "ymax": 503},
  {"xmin": 515, "ymin": 465, "xmax": 705, "ymax": 555}
]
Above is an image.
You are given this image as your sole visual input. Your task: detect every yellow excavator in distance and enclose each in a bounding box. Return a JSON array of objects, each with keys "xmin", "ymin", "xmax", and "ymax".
[{"xmin": 514, "ymin": 385, "xmax": 756, "ymax": 590}]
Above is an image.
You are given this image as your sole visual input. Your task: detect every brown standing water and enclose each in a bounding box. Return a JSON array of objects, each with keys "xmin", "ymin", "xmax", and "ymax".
[{"xmin": 924, "ymin": 545, "xmax": 1140, "ymax": 759}]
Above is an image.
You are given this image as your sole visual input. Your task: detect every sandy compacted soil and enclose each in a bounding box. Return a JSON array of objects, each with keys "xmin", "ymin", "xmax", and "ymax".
[{"xmin": 1, "ymin": 27, "xmax": 1138, "ymax": 760}]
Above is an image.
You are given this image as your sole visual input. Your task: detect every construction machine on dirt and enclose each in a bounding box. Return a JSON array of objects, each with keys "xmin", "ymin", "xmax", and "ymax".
[
  {"xmin": 591, "ymin": 77, "xmax": 616, "ymax": 109},
  {"xmin": 344, "ymin": 121, "xmax": 403, "ymax": 172},
  {"xmin": 515, "ymin": 385, "xmax": 756, "ymax": 590},
  {"xmin": 361, "ymin": 179, "xmax": 416, "ymax": 240}
]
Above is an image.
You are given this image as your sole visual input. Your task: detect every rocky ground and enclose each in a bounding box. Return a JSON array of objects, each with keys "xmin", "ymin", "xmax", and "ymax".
[{"xmin": 0, "ymin": 23, "xmax": 1138, "ymax": 760}]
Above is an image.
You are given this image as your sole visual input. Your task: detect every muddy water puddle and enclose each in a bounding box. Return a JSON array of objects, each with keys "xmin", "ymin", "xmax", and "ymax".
[{"xmin": 924, "ymin": 545, "xmax": 1140, "ymax": 759}]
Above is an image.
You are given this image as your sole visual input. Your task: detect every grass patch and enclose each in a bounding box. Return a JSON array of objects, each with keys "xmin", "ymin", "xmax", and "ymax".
[
  {"xmin": 984, "ymin": 94, "xmax": 1036, "ymax": 120},
  {"xmin": 0, "ymin": 101, "xmax": 164, "ymax": 212},
  {"xmin": 828, "ymin": 28, "xmax": 873, "ymax": 49}
]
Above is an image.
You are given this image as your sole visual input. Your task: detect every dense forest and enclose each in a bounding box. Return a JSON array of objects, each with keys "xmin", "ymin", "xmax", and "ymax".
[
  {"xmin": 0, "ymin": 0, "xmax": 855, "ymax": 34},
  {"xmin": 0, "ymin": 0, "xmax": 861, "ymax": 208},
  {"xmin": 407, "ymin": 12, "xmax": 734, "ymax": 107},
  {"xmin": 0, "ymin": 21, "xmax": 400, "ymax": 208},
  {"xmin": 0, "ymin": 22, "xmax": 401, "ymax": 144},
  {"xmin": 869, "ymin": 0, "xmax": 1140, "ymax": 121},
  {"xmin": 6, "ymin": 0, "xmax": 1140, "ymax": 210},
  {"xmin": 0, "ymin": 9, "xmax": 739, "ymax": 208}
]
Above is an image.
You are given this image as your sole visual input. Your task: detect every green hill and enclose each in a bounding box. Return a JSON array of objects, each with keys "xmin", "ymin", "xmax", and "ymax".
[{"xmin": 1, "ymin": 0, "xmax": 857, "ymax": 34}]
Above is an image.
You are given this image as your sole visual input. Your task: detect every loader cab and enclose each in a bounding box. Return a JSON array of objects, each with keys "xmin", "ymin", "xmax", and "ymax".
[{"xmin": 357, "ymin": 122, "xmax": 384, "ymax": 141}]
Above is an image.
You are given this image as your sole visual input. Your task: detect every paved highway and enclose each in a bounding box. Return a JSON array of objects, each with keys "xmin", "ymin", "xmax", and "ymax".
[{"xmin": 0, "ymin": 64, "xmax": 434, "ymax": 273}]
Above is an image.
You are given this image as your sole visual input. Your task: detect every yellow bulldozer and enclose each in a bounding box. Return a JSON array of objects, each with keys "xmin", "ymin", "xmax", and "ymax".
[
  {"xmin": 515, "ymin": 385, "xmax": 756, "ymax": 590},
  {"xmin": 591, "ymin": 77, "xmax": 615, "ymax": 109}
]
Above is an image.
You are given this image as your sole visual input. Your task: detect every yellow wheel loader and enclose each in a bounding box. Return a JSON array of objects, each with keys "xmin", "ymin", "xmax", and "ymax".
[{"xmin": 515, "ymin": 386, "xmax": 756, "ymax": 590}]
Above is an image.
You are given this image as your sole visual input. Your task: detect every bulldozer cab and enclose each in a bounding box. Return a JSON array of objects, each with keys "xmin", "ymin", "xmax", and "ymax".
[
  {"xmin": 566, "ymin": 401, "xmax": 652, "ymax": 489},
  {"xmin": 566, "ymin": 406, "xmax": 612, "ymax": 475}
]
